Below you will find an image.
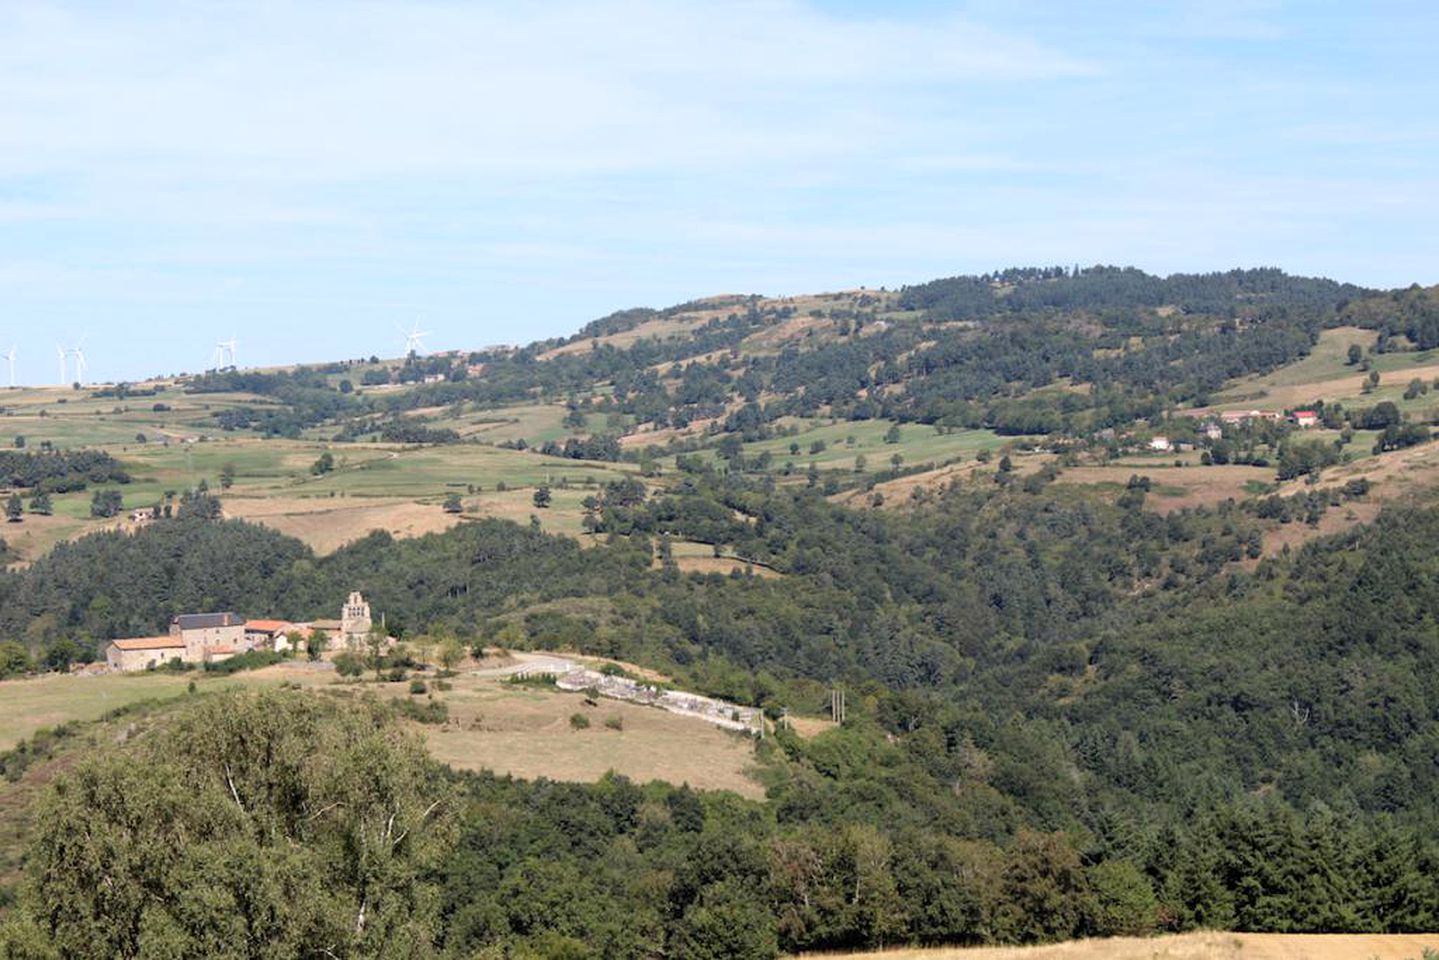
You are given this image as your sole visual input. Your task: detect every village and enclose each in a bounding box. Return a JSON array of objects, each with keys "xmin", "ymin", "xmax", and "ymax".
[{"xmin": 103, "ymin": 591, "xmax": 379, "ymax": 672}]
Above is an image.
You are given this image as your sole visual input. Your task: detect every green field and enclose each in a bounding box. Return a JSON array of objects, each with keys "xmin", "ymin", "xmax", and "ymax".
[{"xmin": 717, "ymin": 418, "xmax": 1014, "ymax": 475}]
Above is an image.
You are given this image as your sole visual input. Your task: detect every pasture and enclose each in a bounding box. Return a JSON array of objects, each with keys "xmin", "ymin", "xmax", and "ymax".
[
  {"xmin": 0, "ymin": 661, "xmax": 765, "ymax": 798},
  {"xmin": 1206, "ymin": 325, "xmax": 1439, "ymax": 418},
  {"xmin": 726, "ymin": 418, "xmax": 1013, "ymax": 476}
]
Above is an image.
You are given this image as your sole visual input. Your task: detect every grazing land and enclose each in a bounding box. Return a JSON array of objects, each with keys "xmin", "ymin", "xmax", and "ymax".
[{"xmin": 0, "ymin": 661, "xmax": 766, "ymax": 797}]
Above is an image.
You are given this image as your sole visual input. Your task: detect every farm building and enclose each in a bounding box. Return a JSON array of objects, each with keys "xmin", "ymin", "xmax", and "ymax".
[
  {"xmin": 105, "ymin": 636, "xmax": 185, "ymax": 672},
  {"xmin": 244, "ymin": 619, "xmax": 297, "ymax": 652},
  {"xmin": 1148, "ymin": 436, "xmax": 1172, "ymax": 452},
  {"xmin": 1292, "ymin": 409, "xmax": 1320, "ymax": 428},
  {"xmin": 171, "ymin": 612, "xmax": 247, "ymax": 662}
]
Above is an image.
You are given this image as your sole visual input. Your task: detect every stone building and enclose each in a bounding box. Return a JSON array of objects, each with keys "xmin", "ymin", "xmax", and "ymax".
[
  {"xmin": 170, "ymin": 612, "xmax": 247, "ymax": 662},
  {"xmin": 105, "ymin": 636, "xmax": 186, "ymax": 672},
  {"xmin": 340, "ymin": 592, "xmax": 372, "ymax": 647}
]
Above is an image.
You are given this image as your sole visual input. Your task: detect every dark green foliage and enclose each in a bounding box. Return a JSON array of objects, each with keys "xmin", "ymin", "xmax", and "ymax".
[
  {"xmin": 3, "ymin": 690, "xmax": 457, "ymax": 958},
  {"xmin": 0, "ymin": 449, "xmax": 128, "ymax": 492},
  {"xmin": 88, "ymin": 488, "xmax": 123, "ymax": 518}
]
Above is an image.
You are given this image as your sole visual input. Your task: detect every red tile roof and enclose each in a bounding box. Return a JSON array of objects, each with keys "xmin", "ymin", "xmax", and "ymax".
[
  {"xmin": 110, "ymin": 636, "xmax": 185, "ymax": 651},
  {"xmin": 245, "ymin": 619, "xmax": 293, "ymax": 633}
]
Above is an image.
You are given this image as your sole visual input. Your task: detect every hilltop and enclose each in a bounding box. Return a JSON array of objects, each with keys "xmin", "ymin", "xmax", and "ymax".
[{"xmin": 1, "ymin": 265, "xmax": 1434, "ymax": 568}]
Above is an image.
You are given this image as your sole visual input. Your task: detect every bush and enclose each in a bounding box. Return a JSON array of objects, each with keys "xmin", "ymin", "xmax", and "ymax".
[
  {"xmin": 394, "ymin": 697, "xmax": 448, "ymax": 725},
  {"xmin": 409, "ymin": 679, "xmax": 428, "ymax": 695},
  {"xmin": 201, "ymin": 650, "xmax": 282, "ymax": 675},
  {"xmin": 333, "ymin": 651, "xmax": 364, "ymax": 678},
  {"xmin": 604, "ymin": 716, "xmax": 623, "ymax": 731},
  {"xmin": 569, "ymin": 713, "xmax": 590, "ymax": 730}
]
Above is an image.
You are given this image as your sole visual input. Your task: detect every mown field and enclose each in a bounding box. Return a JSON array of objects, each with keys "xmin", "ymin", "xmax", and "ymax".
[
  {"xmin": 0, "ymin": 660, "xmax": 764, "ymax": 796},
  {"xmin": 806, "ymin": 931, "xmax": 1439, "ymax": 960}
]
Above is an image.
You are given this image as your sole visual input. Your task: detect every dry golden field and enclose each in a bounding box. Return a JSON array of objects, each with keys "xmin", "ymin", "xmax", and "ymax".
[{"xmin": 804, "ymin": 931, "xmax": 1439, "ymax": 960}]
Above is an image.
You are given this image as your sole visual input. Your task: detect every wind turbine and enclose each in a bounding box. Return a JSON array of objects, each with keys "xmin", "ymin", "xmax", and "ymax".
[
  {"xmin": 397, "ymin": 320, "xmax": 429, "ymax": 357},
  {"xmin": 55, "ymin": 344, "xmax": 68, "ymax": 386},
  {"xmin": 212, "ymin": 335, "xmax": 237, "ymax": 370},
  {"xmin": 69, "ymin": 336, "xmax": 89, "ymax": 386},
  {"xmin": 3, "ymin": 346, "xmax": 15, "ymax": 388}
]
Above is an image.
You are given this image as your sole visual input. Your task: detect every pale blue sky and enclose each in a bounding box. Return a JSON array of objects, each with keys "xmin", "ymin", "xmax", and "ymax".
[{"xmin": 1, "ymin": 1, "xmax": 1436, "ymax": 383}]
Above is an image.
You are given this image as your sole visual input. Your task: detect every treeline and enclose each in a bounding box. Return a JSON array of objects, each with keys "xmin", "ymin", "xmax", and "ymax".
[
  {"xmin": 5, "ymin": 691, "xmax": 1436, "ymax": 959},
  {"xmin": 898, "ymin": 266, "xmax": 1369, "ymax": 321},
  {"xmin": 0, "ymin": 449, "xmax": 129, "ymax": 493},
  {"xmin": 432, "ymin": 768, "xmax": 1437, "ymax": 958}
]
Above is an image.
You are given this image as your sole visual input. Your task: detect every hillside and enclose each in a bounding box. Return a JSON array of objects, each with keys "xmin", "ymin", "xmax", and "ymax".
[
  {"xmin": 2, "ymin": 266, "xmax": 1434, "ymax": 569},
  {"xmin": 3, "ymin": 267, "xmax": 1439, "ymax": 956}
]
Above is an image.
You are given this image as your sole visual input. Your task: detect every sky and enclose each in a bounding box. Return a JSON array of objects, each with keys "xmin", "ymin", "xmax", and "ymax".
[{"xmin": 1, "ymin": 1, "xmax": 1437, "ymax": 383}]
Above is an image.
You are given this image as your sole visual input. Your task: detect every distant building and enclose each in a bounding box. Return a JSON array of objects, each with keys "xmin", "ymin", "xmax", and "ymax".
[
  {"xmin": 1202, "ymin": 421, "xmax": 1224, "ymax": 441},
  {"xmin": 341, "ymin": 592, "xmax": 372, "ymax": 647},
  {"xmin": 245, "ymin": 619, "xmax": 296, "ymax": 652},
  {"xmin": 1220, "ymin": 409, "xmax": 1281, "ymax": 425},
  {"xmin": 129, "ymin": 506, "xmax": 156, "ymax": 524},
  {"xmin": 1292, "ymin": 410, "xmax": 1320, "ymax": 428},
  {"xmin": 171, "ymin": 612, "xmax": 246, "ymax": 663},
  {"xmin": 1148, "ymin": 436, "xmax": 1172, "ymax": 452},
  {"xmin": 105, "ymin": 636, "xmax": 185, "ymax": 672}
]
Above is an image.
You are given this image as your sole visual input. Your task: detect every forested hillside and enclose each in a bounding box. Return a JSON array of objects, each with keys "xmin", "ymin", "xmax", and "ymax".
[
  {"xmin": 4, "ymin": 470, "xmax": 1439, "ymax": 953},
  {"xmin": 4, "ymin": 265, "xmax": 1439, "ymax": 956}
]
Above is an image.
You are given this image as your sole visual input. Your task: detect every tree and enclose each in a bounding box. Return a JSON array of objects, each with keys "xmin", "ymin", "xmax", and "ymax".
[
  {"xmin": 312, "ymin": 452, "xmax": 335, "ymax": 475},
  {"xmin": 5, "ymin": 493, "xmax": 22, "ymax": 523},
  {"xmin": 366, "ymin": 622, "xmax": 390, "ymax": 681},
  {"xmin": 884, "ymin": 424, "xmax": 902, "ymax": 444},
  {"xmin": 7, "ymin": 690, "xmax": 456, "ymax": 958},
  {"xmin": 1347, "ymin": 344, "xmax": 1363, "ymax": 366},
  {"xmin": 442, "ymin": 493, "xmax": 462, "ymax": 514},
  {"xmin": 305, "ymin": 628, "xmax": 327, "ymax": 662},
  {"xmin": 29, "ymin": 491, "xmax": 52, "ymax": 516},
  {"xmin": 533, "ymin": 484, "xmax": 552, "ymax": 509},
  {"xmin": 219, "ymin": 463, "xmax": 235, "ymax": 490},
  {"xmin": 0, "ymin": 640, "xmax": 28, "ymax": 677},
  {"xmin": 89, "ymin": 490, "xmax": 123, "ymax": 519},
  {"xmin": 42, "ymin": 638, "xmax": 81, "ymax": 672},
  {"xmin": 436, "ymin": 638, "xmax": 464, "ymax": 674}
]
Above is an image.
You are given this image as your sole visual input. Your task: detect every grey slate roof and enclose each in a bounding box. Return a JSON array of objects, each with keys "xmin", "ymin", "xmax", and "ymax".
[{"xmin": 173, "ymin": 612, "xmax": 244, "ymax": 630}]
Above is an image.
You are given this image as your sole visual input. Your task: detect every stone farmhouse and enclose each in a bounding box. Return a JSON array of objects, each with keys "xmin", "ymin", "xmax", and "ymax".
[{"xmin": 104, "ymin": 591, "xmax": 378, "ymax": 672}]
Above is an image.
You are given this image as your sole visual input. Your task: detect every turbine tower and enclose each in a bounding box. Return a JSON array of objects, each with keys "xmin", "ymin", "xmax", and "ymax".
[
  {"xmin": 3, "ymin": 346, "xmax": 15, "ymax": 388},
  {"xmin": 397, "ymin": 320, "xmax": 429, "ymax": 357},
  {"xmin": 212, "ymin": 335, "xmax": 237, "ymax": 370},
  {"xmin": 69, "ymin": 337, "xmax": 89, "ymax": 386}
]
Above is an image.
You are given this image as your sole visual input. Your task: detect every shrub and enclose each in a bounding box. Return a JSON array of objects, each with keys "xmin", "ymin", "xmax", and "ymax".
[
  {"xmin": 569, "ymin": 713, "xmax": 590, "ymax": 730},
  {"xmin": 604, "ymin": 716, "xmax": 623, "ymax": 731},
  {"xmin": 333, "ymin": 652, "xmax": 364, "ymax": 678},
  {"xmin": 409, "ymin": 679, "xmax": 428, "ymax": 695}
]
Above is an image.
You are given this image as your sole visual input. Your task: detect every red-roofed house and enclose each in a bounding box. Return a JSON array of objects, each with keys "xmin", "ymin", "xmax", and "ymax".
[
  {"xmin": 105, "ymin": 636, "xmax": 185, "ymax": 672},
  {"xmin": 245, "ymin": 619, "xmax": 297, "ymax": 652},
  {"xmin": 1292, "ymin": 410, "xmax": 1320, "ymax": 428}
]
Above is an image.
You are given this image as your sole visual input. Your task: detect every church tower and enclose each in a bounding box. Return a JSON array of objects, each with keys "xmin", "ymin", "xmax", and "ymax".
[{"xmin": 341, "ymin": 591, "xmax": 372, "ymax": 646}]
